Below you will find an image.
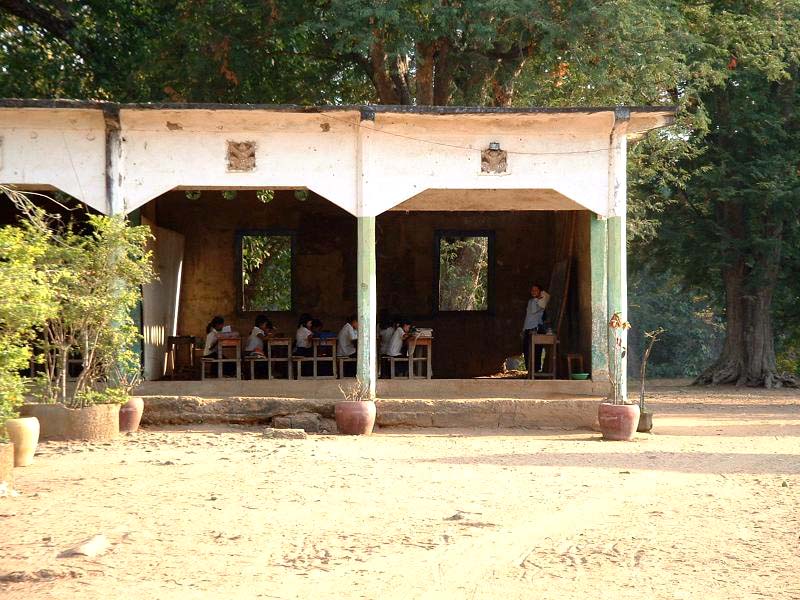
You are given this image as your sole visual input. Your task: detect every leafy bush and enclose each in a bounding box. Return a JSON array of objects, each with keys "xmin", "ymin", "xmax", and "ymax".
[
  {"xmin": 7, "ymin": 189, "xmax": 154, "ymax": 409},
  {"xmin": 0, "ymin": 189, "xmax": 53, "ymax": 435}
]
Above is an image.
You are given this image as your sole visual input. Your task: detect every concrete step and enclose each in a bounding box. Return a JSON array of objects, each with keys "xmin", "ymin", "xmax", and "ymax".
[{"xmin": 139, "ymin": 395, "xmax": 602, "ymax": 431}]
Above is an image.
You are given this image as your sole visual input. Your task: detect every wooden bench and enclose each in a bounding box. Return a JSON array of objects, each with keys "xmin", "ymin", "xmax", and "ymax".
[
  {"xmin": 202, "ymin": 336, "xmax": 242, "ymax": 380},
  {"xmin": 337, "ymin": 356, "xmax": 357, "ymax": 378}
]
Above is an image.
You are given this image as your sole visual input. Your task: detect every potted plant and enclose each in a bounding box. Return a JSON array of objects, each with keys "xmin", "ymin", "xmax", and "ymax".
[
  {"xmin": 6, "ymin": 190, "xmax": 154, "ymax": 441},
  {"xmin": 637, "ymin": 327, "xmax": 665, "ymax": 433},
  {"xmin": 597, "ymin": 313, "xmax": 640, "ymax": 441},
  {"xmin": 335, "ymin": 379, "xmax": 377, "ymax": 435}
]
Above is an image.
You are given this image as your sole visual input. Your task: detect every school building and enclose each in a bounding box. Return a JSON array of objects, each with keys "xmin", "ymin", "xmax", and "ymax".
[{"xmin": 0, "ymin": 99, "xmax": 675, "ymax": 409}]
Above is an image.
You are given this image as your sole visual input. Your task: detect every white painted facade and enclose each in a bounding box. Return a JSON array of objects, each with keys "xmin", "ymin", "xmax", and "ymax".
[
  {"xmin": 0, "ymin": 100, "xmax": 674, "ymax": 397},
  {"xmin": 0, "ymin": 101, "xmax": 673, "ymax": 217}
]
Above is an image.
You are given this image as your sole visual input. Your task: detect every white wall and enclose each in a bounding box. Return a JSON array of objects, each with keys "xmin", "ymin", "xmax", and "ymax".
[{"xmin": 0, "ymin": 105, "xmax": 673, "ymax": 217}]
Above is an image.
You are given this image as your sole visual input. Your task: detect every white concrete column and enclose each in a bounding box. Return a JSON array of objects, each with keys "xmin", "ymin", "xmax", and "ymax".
[
  {"xmin": 103, "ymin": 106, "xmax": 125, "ymax": 216},
  {"xmin": 607, "ymin": 108, "xmax": 629, "ymax": 402},
  {"xmin": 355, "ymin": 108, "xmax": 378, "ymax": 397}
]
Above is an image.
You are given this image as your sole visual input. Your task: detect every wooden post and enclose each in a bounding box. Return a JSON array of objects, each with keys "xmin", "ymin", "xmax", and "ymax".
[
  {"xmin": 607, "ymin": 108, "xmax": 629, "ymax": 402},
  {"xmin": 356, "ymin": 216, "xmax": 377, "ymax": 397}
]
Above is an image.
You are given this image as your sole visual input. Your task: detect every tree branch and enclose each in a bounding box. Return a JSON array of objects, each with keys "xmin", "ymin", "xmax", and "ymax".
[{"xmin": 0, "ymin": 0, "xmax": 77, "ymax": 44}]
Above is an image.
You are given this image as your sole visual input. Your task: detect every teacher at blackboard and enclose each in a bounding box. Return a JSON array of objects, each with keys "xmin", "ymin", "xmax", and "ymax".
[{"xmin": 522, "ymin": 283, "xmax": 550, "ymax": 373}]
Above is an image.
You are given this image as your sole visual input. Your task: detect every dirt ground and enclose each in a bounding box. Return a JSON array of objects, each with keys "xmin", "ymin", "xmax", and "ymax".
[{"xmin": 2, "ymin": 382, "xmax": 799, "ymax": 599}]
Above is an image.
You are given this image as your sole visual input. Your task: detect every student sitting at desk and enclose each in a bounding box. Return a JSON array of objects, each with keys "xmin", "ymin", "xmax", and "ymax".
[
  {"xmin": 337, "ymin": 315, "xmax": 358, "ymax": 377},
  {"xmin": 203, "ymin": 316, "xmax": 225, "ymax": 358},
  {"xmin": 385, "ymin": 318, "xmax": 412, "ymax": 376},
  {"xmin": 245, "ymin": 314, "xmax": 273, "ymax": 357},
  {"xmin": 294, "ymin": 314, "xmax": 314, "ymax": 357},
  {"xmin": 336, "ymin": 315, "xmax": 359, "ymax": 359},
  {"xmin": 379, "ymin": 315, "xmax": 398, "ymax": 356}
]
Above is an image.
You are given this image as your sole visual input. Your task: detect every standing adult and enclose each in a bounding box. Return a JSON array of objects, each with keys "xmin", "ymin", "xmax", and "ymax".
[{"xmin": 522, "ymin": 284, "xmax": 550, "ymax": 373}]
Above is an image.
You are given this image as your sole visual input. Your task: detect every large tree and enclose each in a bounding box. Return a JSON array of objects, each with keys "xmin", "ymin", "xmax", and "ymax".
[{"xmin": 2, "ymin": 0, "xmax": 798, "ymax": 386}]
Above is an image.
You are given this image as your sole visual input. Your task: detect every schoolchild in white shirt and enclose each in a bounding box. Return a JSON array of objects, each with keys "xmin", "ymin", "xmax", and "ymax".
[
  {"xmin": 336, "ymin": 315, "xmax": 359, "ymax": 358},
  {"xmin": 245, "ymin": 314, "xmax": 273, "ymax": 356},
  {"xmin": 386, "ymin": 319, "xmax": 412, "ymax": 377},
  {"xmin": 294, "ymin": 313, "xmax": 314, "ymax": 357},
  {"xmin": 203, "ymin": 316, "xmax": 225, "ymax": 358}
]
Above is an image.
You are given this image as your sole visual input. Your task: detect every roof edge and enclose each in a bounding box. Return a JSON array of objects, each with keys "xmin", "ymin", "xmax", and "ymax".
[{"xmin": 0, "ymin": 98, "xmax": 677, "ymax": 116}]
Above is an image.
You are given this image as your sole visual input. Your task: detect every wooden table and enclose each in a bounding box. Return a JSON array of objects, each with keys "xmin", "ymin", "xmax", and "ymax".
[
  {"xmin": 294, "ymin": 337, "xmax": 338, "ymax": 379},
  {"xmin": 202, "ymin": 334, "xmax": 241, "ymax": 380},
  {"xmin": 528, "ymin": 334, "xmax": 557, "ymax": 380},
  {"xmin": 384, "ymin": 335, "xmax": 433, "ymax": 379},
  {"xmin": 266, "ymin": 336, "xmax": 292, "ymax": 380},
  {"xmin": 409, "ymin": 335, "xmax": 433, "ymax": 378}
]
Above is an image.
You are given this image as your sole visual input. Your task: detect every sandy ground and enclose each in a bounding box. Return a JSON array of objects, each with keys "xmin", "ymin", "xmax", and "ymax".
[{"xmin": 1, "ymin": 383, "xmax": 799, "ymax": 599}]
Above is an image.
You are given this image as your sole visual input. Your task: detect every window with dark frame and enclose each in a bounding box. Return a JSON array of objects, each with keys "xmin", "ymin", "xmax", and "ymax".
[
  {"xmin": 238, "ymin": 232, "xmax": 293, "ymax": 312},
  {"xmin": 436, "ymin": 231, "xmax": 493, "ymax": 312}
]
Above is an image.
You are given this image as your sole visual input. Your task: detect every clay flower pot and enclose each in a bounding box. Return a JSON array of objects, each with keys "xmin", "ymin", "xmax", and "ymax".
[
  {"xmin": 20, "ymin": 403, "xmax": 119, "ymax": 441},
  {"xmin": 5, "ymin": 417, "xmax": 40, "ymax": 467},
  {"xmin": 119, "ymin": 397, "xmax": 144, "ymax": 433},
  {"xmin": 598, "ymin": 402, "xmax": 640, "ymax": 441},
  {"xmin": 334, "ymin": 401, "xmax": 377, "ymax": 435}
]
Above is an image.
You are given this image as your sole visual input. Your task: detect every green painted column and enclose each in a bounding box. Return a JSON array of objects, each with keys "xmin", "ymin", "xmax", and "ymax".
[
  {"xmin": 604, "ymin": 108, "xmax": 630, "ymax": 402},
  {"xmin": 589, "ymin": 216, "xmax": 609, "ymax": 383},
  {"xmin": 607, "ymin": 214, "xmax": 627, "ymax": 401},
  {"xmin": 356, "ymin": 216, "xmax": 378, "ymax": 398}
]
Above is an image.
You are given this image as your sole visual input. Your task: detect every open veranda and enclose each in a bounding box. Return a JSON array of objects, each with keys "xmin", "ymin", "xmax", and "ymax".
[{"xmin": 1, "ymin": 381, "xmax": 799, "ymax": 600}]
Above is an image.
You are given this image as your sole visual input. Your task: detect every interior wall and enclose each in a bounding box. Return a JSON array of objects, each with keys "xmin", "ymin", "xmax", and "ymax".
[
  {"xmin": 152, "ymin": 189, "xmax": 592, "ymax": 378},
  {"xmin": 155, "ymin": 190, "xmax": 357, "ymax": 340}
]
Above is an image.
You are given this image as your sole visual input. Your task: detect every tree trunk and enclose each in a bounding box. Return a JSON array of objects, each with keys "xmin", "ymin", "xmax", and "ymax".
[
  {"xmin": 432, "ymin": 39, "xmax": 453, "ymax": 106},
  {"xmin": 695, "ymin": 217, "xmax": 789, "ymax": 387},
  {"xmin": 415, "ymin": 41, "xmax": 434, "ymax": 105},
  {"xmin": 368, "ymin": 34, "xmax": 400, "ymax": 104}
]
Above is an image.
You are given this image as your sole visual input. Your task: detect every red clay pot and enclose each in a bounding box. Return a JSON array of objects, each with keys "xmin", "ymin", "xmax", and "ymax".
[
  {"xmin": 119, "ymin": 397, "xmax": 145, "ymax": 433},
  {"xmin": 598, "ymin": 402, "xmax": 640, "ymax": 441},
  {"xmin": 334, "ymin": 401, "xmax": 376, "ymax": 435}
]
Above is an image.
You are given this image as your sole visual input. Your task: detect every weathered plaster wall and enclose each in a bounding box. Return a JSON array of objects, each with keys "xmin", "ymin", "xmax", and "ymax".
[{"xmin": 152, "ymin": 189, "xmax": 591, "ymax": 378}]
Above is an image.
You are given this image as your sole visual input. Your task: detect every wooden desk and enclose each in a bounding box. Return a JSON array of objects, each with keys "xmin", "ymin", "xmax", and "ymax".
[
  {"xmin": 384, "ymin": 335, "xmax": 433, "ymax": 379},
  {"xmin": 294, "ymin": 338, "xmax": 338, "ymax": 379},
  {"xmin": 266, "ymin": 336, "xmax": 292, "ymax": 380},
  {"xmin": 528, "ymin": 334, "xmax": 557, "ymax": 380},
  {"xmin": 409, "ymin": 335, "xmax": 433, "ymax": 379},
  {"xmin": 202, "ymin": 334, "xmax": 241, "ymax": 380}
]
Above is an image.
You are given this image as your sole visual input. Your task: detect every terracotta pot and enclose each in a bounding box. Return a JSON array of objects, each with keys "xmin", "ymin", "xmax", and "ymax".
[
  {"xmin": 5, "ymin": 417, "xmax": 39, "ymax": 467},
  {"xmin": 119, "ymin": 397, "xmax": 144, "ymax": 433},
  {"xmin": 598, "ymin": 402, "xmax": 640, "ymax": 441},
  {"xmin": 637, "ymin": 410, "xmax": 653, "ymax": 433},
  {"xmin": 0, "ymin": 443, "xmax": 13, "ymax": 488},
  {"xmin": 20, "ymin": 403, "xmax": 119, "ymax": 441},
  {"xmin": 334, "ymin": 401, "xmax": 377, "ymax": 435}
]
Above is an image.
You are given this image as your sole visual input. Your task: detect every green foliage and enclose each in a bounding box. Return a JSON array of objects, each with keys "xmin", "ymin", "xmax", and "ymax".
[
  {"xmin": 438, "ymin": 236, "xmax": 489, "ymax": 311},
  {"xmin": 0, "ymin": 192, "xmax": 53, "ymax": 433},
  {"xmin": 2, "ymin": 0, "xmax": 800, "ymax": 382},
  {"xmin": 241, "ymin": 235, "xmax": 292, "ymax": 312},
  {"xmin": 628, "ymin": 268, "xmax": 724, "ymax": 378},
  {"xmin": 4, "ymin": 192, "xmax": 154, "ymax": 408}
]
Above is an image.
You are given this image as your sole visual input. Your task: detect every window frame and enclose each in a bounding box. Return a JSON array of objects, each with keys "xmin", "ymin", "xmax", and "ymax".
[
  {"xmin": 235, "ymin": 229, "xmax": 296, "ymax": 316},
  {"xmin": 433, "ymin": 229, "xmax": 495, "ymax": 315}
]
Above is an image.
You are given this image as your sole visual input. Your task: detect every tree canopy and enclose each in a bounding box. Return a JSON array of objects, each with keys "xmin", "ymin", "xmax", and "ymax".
[{"xmin": 1, "ymin": 0, "xmax": 799, "ymax": 384}]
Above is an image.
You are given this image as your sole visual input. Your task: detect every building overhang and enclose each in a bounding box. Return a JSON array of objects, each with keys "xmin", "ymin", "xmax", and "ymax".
[{"xmin": 0, "ymin": 99, "xmax": 676, "ymax": 216}]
